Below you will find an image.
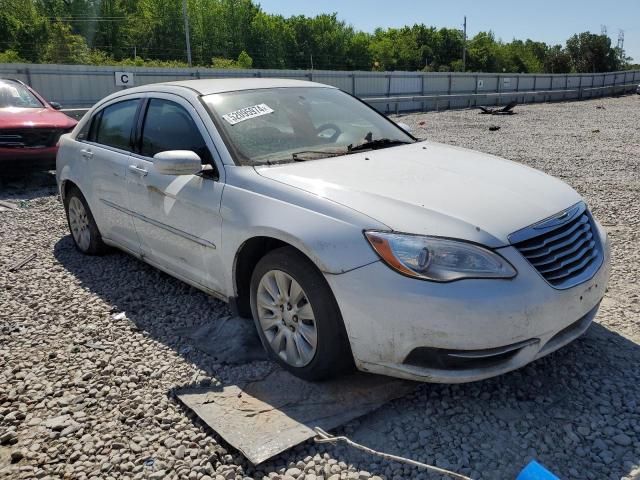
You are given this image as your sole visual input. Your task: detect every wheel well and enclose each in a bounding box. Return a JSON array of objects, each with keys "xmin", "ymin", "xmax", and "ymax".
[
  {"xmin": 61, "ymin": 179, "xmax": 79, "ymax": 201},
  {"xmin": 233, "ymin": 237, "xmax": 310, "ymax": 318}
]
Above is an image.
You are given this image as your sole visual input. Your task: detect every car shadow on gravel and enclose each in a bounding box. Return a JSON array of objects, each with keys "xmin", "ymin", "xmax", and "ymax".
[
  {"xmin": 53, "ymin": 234, "xmax": 640, "ymax": 479},
  {"xmin": 0, "ymin": 171, "xmax": 58, "ymax": 201},
  {"xmin": 52, "ymin": 234, "xmax": 246, "ymax": 377}
]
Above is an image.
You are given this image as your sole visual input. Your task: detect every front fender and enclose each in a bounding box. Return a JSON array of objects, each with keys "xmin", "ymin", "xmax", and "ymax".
[{"xmin": 219, "ymin": 167, "xmax": 385, "ymax": 295}]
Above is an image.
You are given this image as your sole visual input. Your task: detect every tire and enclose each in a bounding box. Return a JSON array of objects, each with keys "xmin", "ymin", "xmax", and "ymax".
[
  {"xmin": 250, "ymin": 246, "xmax": 354, "ymax": 381},
  {"xmin": 63, "ymin": 186, "xmax": 108, "ymax": 255}
]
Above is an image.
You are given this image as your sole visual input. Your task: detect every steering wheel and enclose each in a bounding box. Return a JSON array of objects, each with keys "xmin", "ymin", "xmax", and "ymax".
[{"xmin": 316, "ymin": 123, "xmax": 342, "ymax": 143}]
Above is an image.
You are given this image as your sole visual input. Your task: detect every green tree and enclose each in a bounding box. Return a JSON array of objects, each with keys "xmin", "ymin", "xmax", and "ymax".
[
  {"xmin": 0, "ymin": 49, "xmax": 26, "ymax": 63},
  {"xmin": 249, "ymin": 11, "xmax": 296, "ymax": 68},
  {"xmin": 0, "ymin": 0, "xmax": 48, "ymax": 62},
  {"xmin": 544, "ymin": 45, "xmax": 571, "ymax": 73},
  {"xmin": 502, "ymin": 40, "xmax": 546, "ymax": 73},
  {"xmin": 236, "ymin": 50, "xmax": 253, "ymax": 68},
  {"xmin": 131, "ymin": 0, "xmax": 186, "ymax": 62},
  {"xmin": 43, "ymin": 22, "xmax": 92, "ymax": 64},
  {"xmin": 287, "ymin": 13, "xmax": 356, "ymax": 69},
  {"xmin": 466, "ymin": 32, "xmax": 504, "ymax": 72},
  {"xmin": 433, "ymin": 28, "xmax": 464, "ymax": 70},
  {"xmin": 210, "ymin": 50, "xmax": 253, "ymax": 69},
  {"xmin": 566, "ymin": 32, "xmax": 620, "ymax": 72},
  {"xmin": 345, "ymin": 30, "xmax": 371, "ymax": 70},
  {"xmin": 0, "ymin": 1, "xmax": 634, "ymax": 72},
  {"xmin": 369, "ymin": 28, "xmax": 398, "ymax": 70}
]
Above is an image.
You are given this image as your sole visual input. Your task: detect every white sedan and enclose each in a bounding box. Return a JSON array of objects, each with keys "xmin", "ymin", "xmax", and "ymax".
[{"xmin": 56, "ymin": 79, "xmax": 610, "ymax": 383}]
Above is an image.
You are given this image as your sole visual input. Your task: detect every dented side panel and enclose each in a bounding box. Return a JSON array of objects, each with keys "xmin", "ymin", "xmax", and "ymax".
[{"xmin": 127, "ymin": 165, "xmax": 226, "ymax": 293}]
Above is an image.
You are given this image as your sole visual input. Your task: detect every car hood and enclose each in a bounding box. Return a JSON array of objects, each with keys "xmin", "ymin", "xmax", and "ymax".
[
  {"xmin": 0, "ymin": 107, "xmax": 77, "ymax": 129},
  {"xmin": 254, "ymin": 141, "xmax": 582, "ymax": 247}
]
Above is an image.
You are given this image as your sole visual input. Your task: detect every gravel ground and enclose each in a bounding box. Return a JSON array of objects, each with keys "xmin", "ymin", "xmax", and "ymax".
[{"xmin": 2, "ymin": 95, "xmax": 640, "ymax": 480}]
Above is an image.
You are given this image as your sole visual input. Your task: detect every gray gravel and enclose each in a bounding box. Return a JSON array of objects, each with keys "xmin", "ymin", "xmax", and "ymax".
[{"xmin": 2, "ymin": 95, "xmax": 640, "ymax": 480}]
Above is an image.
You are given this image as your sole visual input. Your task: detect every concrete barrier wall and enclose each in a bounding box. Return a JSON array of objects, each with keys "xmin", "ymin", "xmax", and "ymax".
[{"xmin": 1, "ymin": 63, "xmax": 638, "ymax": 112}]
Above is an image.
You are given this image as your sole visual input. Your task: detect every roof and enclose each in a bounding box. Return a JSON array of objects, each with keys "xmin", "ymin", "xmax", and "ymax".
[
  {"xmin": 162, "ymin": 78, "xmax": 333, "ymax": 95},
  {"xmin": 0, "ymin": 78, "xmax": 26, "ymax": 85}
]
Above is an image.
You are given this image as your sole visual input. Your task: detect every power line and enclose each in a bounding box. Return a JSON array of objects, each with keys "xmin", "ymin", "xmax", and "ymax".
[
  {"xmin": 46, "ymin": 16, "xmax": 127, "ymax": 19},
  {"xmin": 49, "ymin": 20, "xmax": 127, "ymax": 23}
]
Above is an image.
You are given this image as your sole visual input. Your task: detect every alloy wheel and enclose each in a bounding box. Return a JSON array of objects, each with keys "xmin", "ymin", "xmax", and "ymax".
[
  {"xmin": 68, "ymin": 196, "xmax": 91, "ymax": 251},
  {"xmin": 256, "ymin": 269, "xmax": 318, "ymax": 367}
]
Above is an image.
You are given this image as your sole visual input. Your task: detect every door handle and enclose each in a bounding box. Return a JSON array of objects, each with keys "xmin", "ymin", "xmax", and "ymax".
[
  {"xmin": 80, "ymin": 148, "xmax": 93, "ymax": 159},
  {"xmin": 128, "ymin": 165, "xmax": 148, "ymax": 177}
]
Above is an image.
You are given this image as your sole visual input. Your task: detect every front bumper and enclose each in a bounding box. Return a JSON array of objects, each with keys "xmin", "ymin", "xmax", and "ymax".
[{"xmin": 326, "ymin": 226, "xmax": 611, "ymax": 383}]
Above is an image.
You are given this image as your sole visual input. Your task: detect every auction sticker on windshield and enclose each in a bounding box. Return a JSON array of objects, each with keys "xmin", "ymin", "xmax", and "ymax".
[{"xmin": 222, "ymin": 104, "xmax": 274, "ymax": 125}]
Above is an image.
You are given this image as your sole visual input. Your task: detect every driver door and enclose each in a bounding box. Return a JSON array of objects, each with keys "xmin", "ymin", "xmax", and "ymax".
[{"xmin": 126, "ymin": 94, "xmax": 225, "ymax": 294}]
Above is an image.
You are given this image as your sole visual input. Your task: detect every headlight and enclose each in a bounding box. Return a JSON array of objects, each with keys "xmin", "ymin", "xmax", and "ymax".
[{"xmin": 364, "ymin": 231, "xmax": 517, "ymax": 281}]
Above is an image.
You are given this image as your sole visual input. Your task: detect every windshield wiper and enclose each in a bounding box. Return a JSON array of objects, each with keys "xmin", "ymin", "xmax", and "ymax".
[
  {"xmin": 347, "ymin": 138, "xmax": 413, "ymax": 153},
  {"xmin": 291, "ymin": 150, "xmax": 346, "ymax": 162},
  {"xmin": 286, "ymin": 140, "xmax": 413, "ymax": 163}
]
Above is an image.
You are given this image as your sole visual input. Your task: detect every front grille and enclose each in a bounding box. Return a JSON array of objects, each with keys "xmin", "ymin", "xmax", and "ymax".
[
  {"xmin": 0, "ymin": 128, "xmax": 63, "ymax": 148},
  {"xmin": 510, "ymin": 203, "xmax": 603, "ymax": 289}
]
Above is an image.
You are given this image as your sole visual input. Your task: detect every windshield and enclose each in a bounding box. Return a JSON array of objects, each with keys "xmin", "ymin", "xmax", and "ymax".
[
  {"xmin": 203, "ymin": 87, "xmax": 414, "ymax": 165},
  {"xmin": 0, "ymin": 80, "xmax": 43, "ymax": 109}
]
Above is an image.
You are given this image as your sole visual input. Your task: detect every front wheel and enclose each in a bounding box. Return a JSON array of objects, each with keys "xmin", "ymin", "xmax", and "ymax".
[{"xmin": 250, "ymin": 247, "xmax": 353, "ymax": 381}]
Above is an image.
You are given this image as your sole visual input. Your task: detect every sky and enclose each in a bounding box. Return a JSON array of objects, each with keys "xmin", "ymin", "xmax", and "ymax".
[{"xmin": 256, "ymin": 0, "xmax": 640, "ymax": 62}]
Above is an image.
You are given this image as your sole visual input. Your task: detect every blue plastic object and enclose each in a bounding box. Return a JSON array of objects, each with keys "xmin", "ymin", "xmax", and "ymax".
[{"xmin": 516, "ymin": 460, "xmax": 561, "ymax": 480}]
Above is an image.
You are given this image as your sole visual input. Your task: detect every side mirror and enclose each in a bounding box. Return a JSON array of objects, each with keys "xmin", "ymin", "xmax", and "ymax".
[
  {"xmin": 153, "ymin": 150, "xmax": 202, "ymax": 176},
  {"xmin": 396, "ymin": 122, "xmax": 412, "ymax": 134},
  {"xmin": 49, "ymin": 101, "xmax": 62, "ymax": 110}
]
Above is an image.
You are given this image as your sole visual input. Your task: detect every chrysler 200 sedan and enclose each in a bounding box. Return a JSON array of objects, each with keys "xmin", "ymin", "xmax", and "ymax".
[{"xmin": 56, "ymin": 79, "xmax": 610, "ymax": 383}]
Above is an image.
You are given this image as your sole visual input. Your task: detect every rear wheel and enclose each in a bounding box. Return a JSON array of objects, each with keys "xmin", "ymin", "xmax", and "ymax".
[
  {"xmin": 64, "ymin": 186, "xmax": 108, "ymax": 255},
  {"xmin": 250, "ymin": 247, "xmax": 353, "ymax": 380}
]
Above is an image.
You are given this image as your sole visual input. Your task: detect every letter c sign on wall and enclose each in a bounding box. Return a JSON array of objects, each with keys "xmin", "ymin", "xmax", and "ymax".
[{"xmin": 115, "ymin": 72, "xmax": 135, "ymax": 87}]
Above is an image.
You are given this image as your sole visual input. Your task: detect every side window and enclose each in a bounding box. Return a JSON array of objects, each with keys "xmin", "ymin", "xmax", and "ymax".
[
  {"xmin": 76, "ymin": 112, "xmax": 98, "ymax": 142},
  {"xmin": 75, "ymin": 120, "xmax": 91, "ymax": 141},
  {"xmin": 94, "ymin": 99, "xmax": 140, "ymax": 151},
  {"xmin": 140, "ymin": 99, "xmax": 212, "ymax": 164}
]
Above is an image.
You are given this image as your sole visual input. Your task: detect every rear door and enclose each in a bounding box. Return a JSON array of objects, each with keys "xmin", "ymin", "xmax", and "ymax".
[
  {"xmin": 126, "ymin": 94, "xmax": 225, "ymax": 293},
  {"xmin": 77, "ymin": 97, "xmax": 143, "ymax": 254}
]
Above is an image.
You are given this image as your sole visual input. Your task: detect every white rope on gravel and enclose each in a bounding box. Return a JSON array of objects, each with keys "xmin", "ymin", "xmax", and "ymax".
[{"xmin": 313, "ymin": 427, "xmax": 473, "ymax": 480}]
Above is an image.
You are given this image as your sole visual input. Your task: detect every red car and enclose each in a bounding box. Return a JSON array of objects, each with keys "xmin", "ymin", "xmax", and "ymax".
[{"xmin": 0, "ymin": 79, "xmax": 78, "ymax": 173}]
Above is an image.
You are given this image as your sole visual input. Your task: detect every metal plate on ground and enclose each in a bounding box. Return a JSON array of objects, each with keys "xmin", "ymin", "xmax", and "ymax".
[{"xmin": 177, "ymin": 370, "xmax": 415, "ymax": 465}]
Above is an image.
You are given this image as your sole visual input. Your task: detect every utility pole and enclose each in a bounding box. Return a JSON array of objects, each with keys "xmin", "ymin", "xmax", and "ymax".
[
  {"xmin": 462, "ymin": 16, "xmax": 467, "ymax": 72},
  {"xmin": 182, "ymin": 0, "xmax": 192, "ymax": 67}
]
